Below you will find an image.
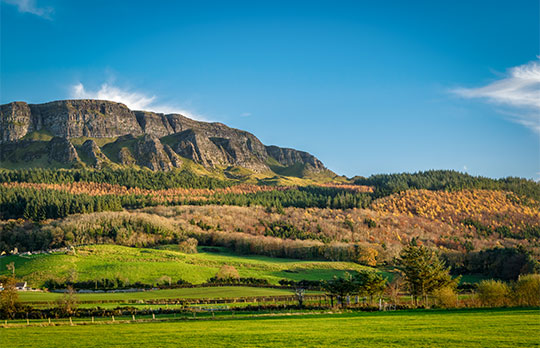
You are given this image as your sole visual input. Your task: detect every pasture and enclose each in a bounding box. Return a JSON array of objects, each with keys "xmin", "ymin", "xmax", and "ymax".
[
  {"xmin": 16, "ymin": 286, "xmax": 298, "ymax": 303},
  {"xmin": 2, "ymin": 308, "xmax": 538, "ymax": 348},
  {"xmin": 0, "ymin": 244, "xmax": 376, "ymax": 287}
]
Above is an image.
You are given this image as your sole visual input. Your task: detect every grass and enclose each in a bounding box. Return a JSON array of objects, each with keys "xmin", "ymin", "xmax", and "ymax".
[
  {"xmin": 21, "ymin": 130, "xmax": 54, "ymax": 142},
  {"xmin": 17, "ymin": 286, "xmax": 297, "ymax": 303},
  {"xmin": 2, "ymin": 308, "xmax": 538, "ymax": 347},
  {"xmin": 0, "ymin": 244, "xmax": 376, "ymax": 288},
  {"xmin": 459, "ymin": 274, "xmax": 492, "ymax": 284}
]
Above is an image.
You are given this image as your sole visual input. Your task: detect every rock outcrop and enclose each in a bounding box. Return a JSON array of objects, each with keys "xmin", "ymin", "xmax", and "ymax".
[
  {"xmin": 81, "ymin": 139, "xmax": 109, "ymax": 168},
  {"xmin": 0, "ymin": 102, "xmax": 34, "ymax": 143},
  {"xmin": 118, "ymin": 147, "xmax": 136, "ymax": 166},
  {"xmin": 47, "ymin": 137, "xmax": 79, "ymax": 164},
  {"xmin": 0, "ymin": 99, "xmax": 329, "ymax": 174},
  {"xmin": 134, "ymin": 134, "xmax": 174, "ymax": 171}
]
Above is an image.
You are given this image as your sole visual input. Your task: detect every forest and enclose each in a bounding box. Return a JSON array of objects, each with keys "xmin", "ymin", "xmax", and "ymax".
[
  {"xmin": 0, "ymin": 168, "xmax": 539, "ymax": 282},
  {"xmin": 354, "ymin": 170, "xmax": 540, "ymax": 200}
]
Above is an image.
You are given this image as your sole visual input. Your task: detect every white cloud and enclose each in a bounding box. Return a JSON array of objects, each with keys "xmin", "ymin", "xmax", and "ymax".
[
  {"xmin": 70, "ymin": 82, "xmax": 206, "ymax": 121},
  {"xmin": 240, "ymin": 112, "xmax": 252, "ymax": 117},
  {"xmin": 452, "ymin": 58, "xmax": 540, "ymax": 134},
  {"xmin": 2, "ymin": 0, "xmax": 53, "ymax": 19}
]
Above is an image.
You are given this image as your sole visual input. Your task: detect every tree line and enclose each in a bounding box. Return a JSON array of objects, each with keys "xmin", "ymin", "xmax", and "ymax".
[
  {"xmin": 443, "ymin": 247, "xmax": 540, "ymax": 281},
  {"xmin": 0, "ymin": 185, "xmax": 123, "ymax": 221},
  {"xmin": 354, "ymin": 170, "xmax": 540, "ymax": 200},
  {"xmin": 0, "ymin": 168, "xmax": 231, "ymax": 190},
  {"xmin": 0, "ymin": 184, "xmax": 373, "ymax": 222}
]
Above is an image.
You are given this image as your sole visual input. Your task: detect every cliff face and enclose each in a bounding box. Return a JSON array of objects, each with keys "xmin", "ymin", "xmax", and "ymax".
[
  {"xmin": 0, "ymin": 99, "xmax": 329, "ymax": 174},
  {"xmin": 0, "ymin": 102, "xmax": 34, "ymax": 143},
  {"xmin": 0, "ymin": 100, "xmax": 144, "ymax": 140},
  {"xmin": 265, "ymin": 145, "xmax": 325, "ymax": 171}
]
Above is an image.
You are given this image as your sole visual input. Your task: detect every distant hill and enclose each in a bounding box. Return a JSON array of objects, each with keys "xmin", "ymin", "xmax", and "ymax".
[{"xmin": 0, "ymin": 99, "xmax": 335, "ymax": 181}]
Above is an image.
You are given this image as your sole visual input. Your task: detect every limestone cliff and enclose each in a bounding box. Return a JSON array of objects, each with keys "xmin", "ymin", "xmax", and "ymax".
[{"xmin": 0, "ymin": 99, "xmax": 330, "ymax": 175}]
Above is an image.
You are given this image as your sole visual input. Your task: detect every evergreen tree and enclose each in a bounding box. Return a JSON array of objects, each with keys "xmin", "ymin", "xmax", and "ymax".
[{"xmin": 398, "ymin": 240, "xmax": 458, "ymax": 306}]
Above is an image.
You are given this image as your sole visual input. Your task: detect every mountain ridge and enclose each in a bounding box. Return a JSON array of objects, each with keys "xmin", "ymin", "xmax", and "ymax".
[{"xmin": 0, "ymin": 99, "xmax": 331, "ymax": 178}]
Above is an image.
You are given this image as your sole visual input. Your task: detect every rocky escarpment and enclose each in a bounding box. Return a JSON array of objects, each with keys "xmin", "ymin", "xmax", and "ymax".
[
  {"xmin": 1, "ymin": 100, "xmax": 143, "ymax": 141},
  {"xmin": 1, "ymin": 99, "xmax": 330, "ymax": 174},
  {"xmin": 265, "ymin": 146, "xmax": 325, "ymax": 171}
]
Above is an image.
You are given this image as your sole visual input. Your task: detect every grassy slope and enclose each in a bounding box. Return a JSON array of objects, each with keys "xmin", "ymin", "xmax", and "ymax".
[
  {"xmin": 3, "ymin": 309, "xmax": 539, "ymax": 348},
  {"xmin": 0, "ymin": 245, "xmax": 375, "ymax": 288}
]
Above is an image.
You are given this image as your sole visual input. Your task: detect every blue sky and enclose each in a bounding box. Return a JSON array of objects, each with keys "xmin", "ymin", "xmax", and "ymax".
[{"xmin": 1, "ymin": 0, "xmax": 539, "ymax": 179}]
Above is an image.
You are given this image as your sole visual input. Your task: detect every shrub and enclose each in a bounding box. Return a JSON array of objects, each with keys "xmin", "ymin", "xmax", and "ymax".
[
  {"xmin": 513, "ymin": 274, "xmax": 540, "ymax": 307},
  {"xmin": 178, "ymin": 238, "xmax": 198, "ymax": 254},
  {"xmin": 476, "ymin": 280, "xmax": 510, "ymax": 307},
  {"xmin": 364, "ymin": 218, "xmax": 377, "ymax": 228},
  {"xmin": 433, "ymin": 286, "xmax": 457, "ymax": 308},
  {"xmin": 215, "ymin": 265, "xmax": 240, "ymax": 281}
]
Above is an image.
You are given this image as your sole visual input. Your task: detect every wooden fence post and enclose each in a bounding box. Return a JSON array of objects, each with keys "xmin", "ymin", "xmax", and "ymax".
[
  {"xmin": 112, "ymin": 315, "xmax": 115, "ymax": 322},
  {"xmin": 69, "ymin": 317, "xmax": 73, "ymax": 326},
  {"xmin": 132, "ymin": 314, "xmax": 135, "ymax": 321},
  {"xmin": 91, "ymin": 316, "xmax": 94, "ymax": 323},
  {"xmin": 48, "ymin": 318, "xmax": 51, "ymax": 324},
  {"xmin": 152, "ymin": 313, "xmax": 155, "ymax": 320}
]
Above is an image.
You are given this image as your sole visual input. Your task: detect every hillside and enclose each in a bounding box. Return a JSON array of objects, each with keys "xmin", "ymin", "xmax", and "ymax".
[
  {"xmin": 0, "ymin": 244, "xmax": 372, "ymax": 288},
  {"xmin": 0, "ymin": 100, "xmax": 335, "ymax": 182},
  {"xmin": 0, "ymin": 167, "xmax": 538, "ymax": 284}
]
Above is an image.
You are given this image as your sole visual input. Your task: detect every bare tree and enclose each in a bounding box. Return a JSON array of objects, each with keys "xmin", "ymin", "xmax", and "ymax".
[
  {"xmin": 386, "ymin": 276, "xmax": 403, "ymax": 305},
  {"xmin": 57, "ymin": 286, "xmax": 78, "ymax": 316},
  {"xmin": 295, "ymin": 288, "xmax": 306, "ymax": 307},
  {"xmin": 6, "ymin": 262, "xmax": 15, "ymax": 277}
]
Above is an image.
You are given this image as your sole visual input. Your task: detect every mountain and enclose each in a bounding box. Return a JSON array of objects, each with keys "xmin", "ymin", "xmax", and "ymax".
[{"xmin": 0, "ymin": 99, "xmax": 331, "ymax": 178}]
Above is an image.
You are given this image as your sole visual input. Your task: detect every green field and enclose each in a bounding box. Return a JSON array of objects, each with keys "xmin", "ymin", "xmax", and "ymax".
[
  {"xmin": 2, "ymin": 308, "xmax": 539, "ymax": 348},
  {"xmin": 17, "ymin": 286, "xmax": 297, "ymax": 303},
  {"xmin": 0, "ymin": 245, "xmax": 376, "ymax": 287}
]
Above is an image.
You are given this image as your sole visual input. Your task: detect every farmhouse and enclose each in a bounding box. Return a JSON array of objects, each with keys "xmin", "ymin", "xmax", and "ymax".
[{"xmin": 15, "ymin": 281, "xmax": 27, "ymax": 290}]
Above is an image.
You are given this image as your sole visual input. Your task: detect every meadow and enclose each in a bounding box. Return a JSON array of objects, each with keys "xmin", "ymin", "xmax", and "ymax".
[
  {"xmin": 2, "ymin": 308, "xmax": 538, "ymax": 348},
  {"xmin": 0, "ymin": 244, "xmax": 375, "ymax": 287},
  {"xmin": 16, "ymin": 286, "xmax": 298, "ymax": 303}
]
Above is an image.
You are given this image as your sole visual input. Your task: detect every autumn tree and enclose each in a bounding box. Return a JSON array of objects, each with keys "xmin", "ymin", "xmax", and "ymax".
[
  {"xmin": 0, "ymin": 276, "xmax": 20, "ymax": 319},
  {"xmin": 513, "ymin": 274, "xmax": 540, "ymax": 307},
  {"xmin": 178, "ymin": 238, "xmax": 198, "ymax": 254},
  {"xmin": 398, "ymin": 241, "xmax": 458, "ymax": 306},
  {"xmin": 476, "ymin": 280, "xmax": 510, "ymax": 307}
]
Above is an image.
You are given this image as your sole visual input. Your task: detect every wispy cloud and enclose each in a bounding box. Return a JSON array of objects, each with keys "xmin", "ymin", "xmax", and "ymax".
[
  {"xmin": 2, "ymin": 0, "xmax": 53, "ymax": 19},
  {"xmin": 240, "ymin": 112, "xmax": 252, "ymax": 117},
  {"xmin": 452, "ymin": 58, "xmax": 540, "ymax": 134},
  {"xmin": 70, "ymin": 82, "xmax": 206, "ymax": 121}
]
